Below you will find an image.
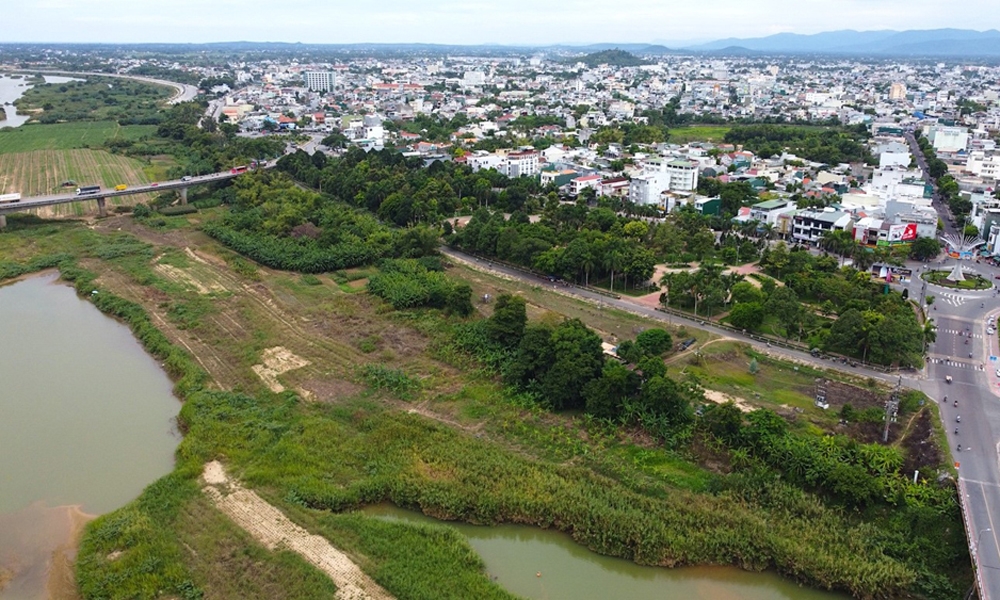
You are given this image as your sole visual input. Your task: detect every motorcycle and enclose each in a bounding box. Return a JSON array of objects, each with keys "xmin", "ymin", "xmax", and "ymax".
[
  {"xmin": 958, "ymin": 445, "xmax": 962, "ymax": 452},
  {"xmin": 957, "ymin": 415, "xmax": 962, "ymax": 423},
  {"xmin": 954, "ymin": 400, "xmax": 958, "ymax": 407},
  {"xmin": 955, "ymin": 428, "xmax": 959, "ymax": 435}
]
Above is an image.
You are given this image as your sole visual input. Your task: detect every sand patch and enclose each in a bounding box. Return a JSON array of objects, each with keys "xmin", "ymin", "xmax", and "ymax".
[
  {"xmin": 201, "ymin": 461, "xmax": 392, "ymax": 600},
  {"xmin": 703, "ymin": 389, "xmax": 755, "ymax": 413},
  {"xmin": 251, "ymin": 346, "xmax": 310, "ymax": 393},
  {"xmin": 0, "ymin": 503, "xmax": 93, "ymax": 600},
  {"xmin": 154, "ymin": 263, "xmax": 225, "ymax": 295},
  {"xmin": 299, "ymin": 378, "xmax": 364, "ymax": 403}
]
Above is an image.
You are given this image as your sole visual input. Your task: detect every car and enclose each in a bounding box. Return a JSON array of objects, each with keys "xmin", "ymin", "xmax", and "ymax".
[
  {"xmin": 150, "ymin": 182, "xmax": 159, "ymax": 187},
  {"xmin": 996, "ymin": 368, "xmax": 1000, "ymax": 378},
  {"xmin": 988, "ymin": 328, "xmax": 996, "ymax": 335},
  {"xmin": 181, "ymin": 175, "xmax": 192, "ymax": 182}
]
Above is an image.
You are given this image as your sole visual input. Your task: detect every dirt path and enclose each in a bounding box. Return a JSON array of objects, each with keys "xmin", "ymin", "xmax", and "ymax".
[{"xmin": 201, "ymin": 462, "xmax": 393, "ymax": 600}]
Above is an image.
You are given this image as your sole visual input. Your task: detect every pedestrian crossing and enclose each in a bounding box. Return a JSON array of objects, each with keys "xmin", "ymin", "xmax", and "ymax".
[
  {"xmin": 937, "ymin": 292, "xmax": 967, "ymax": 307},
  {"xmin": 940, "ymin": 329, "xmax": 983, "ymax": 339},
  {"xmin": 928, "ymin": 357, "xmax": 985, "ymax": 370}
]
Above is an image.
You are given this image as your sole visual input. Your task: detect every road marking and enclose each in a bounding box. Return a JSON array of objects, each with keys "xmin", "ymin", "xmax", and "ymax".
[
  {"xmin": 965, "ymin": 478, "xmax": 1000, "ymax": 490},
  {"xmin": 973, "ymin": 468, "xmax": 1000, "ymax": 571}
]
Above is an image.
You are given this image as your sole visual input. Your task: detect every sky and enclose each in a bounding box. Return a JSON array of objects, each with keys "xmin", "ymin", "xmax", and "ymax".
[{"xmin": 3, "ymin": 0, "xmax": 999, "ymax": 46}]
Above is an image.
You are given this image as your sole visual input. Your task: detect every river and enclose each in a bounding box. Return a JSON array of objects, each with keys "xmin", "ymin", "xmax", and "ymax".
[
  {"xmin": 0, "ymin": 75, "xmax": 83, "ymax": 128},
  {"xmin": 0, "ymin": 273, "xmax": 180, "ymax": 599},
  {"xmin": 364, "ymin": 505, "xmax": 850, "ymax": 600}
]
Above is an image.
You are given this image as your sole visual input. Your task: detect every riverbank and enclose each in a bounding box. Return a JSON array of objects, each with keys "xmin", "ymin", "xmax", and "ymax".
[
  {"xmin": 0, "ymin": 213, "xmax": 970, "ymax": 599},
  {"xmin": 0, "ymin": 503, "xmax": 92, "ymax": 599}
]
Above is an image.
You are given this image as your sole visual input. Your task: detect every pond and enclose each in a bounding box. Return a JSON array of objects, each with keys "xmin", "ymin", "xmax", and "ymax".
[{"xmin": 363, "ymin": 505, "xmax": 850, "ymax": 600}]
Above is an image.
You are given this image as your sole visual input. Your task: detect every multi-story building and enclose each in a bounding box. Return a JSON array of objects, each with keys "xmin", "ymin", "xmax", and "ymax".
[
  {"xmin": 888, "ymin": 82, "xmax": 907, "ymax": 101},
  {"xmin": 504, "ymin": 150, "xmax": 540, "ymax": 178},
  {"xmin": 304, "ymin": 71, "xmax": 337, "ymax": 92},
  {"xmin": 792, "ymin": 209, "xmax": 853, "ymax": 245},
  {"xmin": 570, "ymin": 174, "xmax": 602, "ymax": 196}
]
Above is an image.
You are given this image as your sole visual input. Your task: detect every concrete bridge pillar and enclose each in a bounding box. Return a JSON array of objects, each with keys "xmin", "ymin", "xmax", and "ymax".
[
  {"xmin": 180, "ymin": 187, "xmax": 188, "ymax": 205},
  {"xmin": 96, "ymin": 197, "xmax": 107, "ymax": 218},
  {"xmin": 0, "ymin": 214, "xmax": 6, "ymax": 229}
]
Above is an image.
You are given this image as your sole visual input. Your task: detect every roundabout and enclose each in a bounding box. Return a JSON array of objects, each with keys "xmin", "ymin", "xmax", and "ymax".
[{"xmin": 921, "ymin": 269, "xmax": 993, "ymax": 290}]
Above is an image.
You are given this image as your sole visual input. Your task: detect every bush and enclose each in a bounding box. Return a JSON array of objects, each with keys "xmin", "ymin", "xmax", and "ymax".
[{"xmin": 159, "ymin": 205, "xmax": 199, "ymax": 216}]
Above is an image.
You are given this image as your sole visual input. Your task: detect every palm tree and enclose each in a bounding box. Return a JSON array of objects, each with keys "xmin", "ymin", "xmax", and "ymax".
[
  {"xmin": 922, "ymin": 319, "xmax": 937, "ymax": 349},
  {"xmin": 604, "ymin": 250, "xmax": 624, "ymax": 293}
]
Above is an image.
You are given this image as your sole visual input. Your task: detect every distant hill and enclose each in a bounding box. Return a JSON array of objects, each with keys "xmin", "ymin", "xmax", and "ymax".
[
  {"xmin": 687, "ymin": 28, "xmax": 1000, "ymax": 57},
  {"xmin": 572, "ymin": 49, "xmax": 650, "ymax": 67}
]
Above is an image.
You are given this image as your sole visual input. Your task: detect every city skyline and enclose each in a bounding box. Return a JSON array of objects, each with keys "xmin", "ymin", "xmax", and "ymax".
[{"xmin": 4, "ymin": 0, "xmax": 1000, "ymax": 46}]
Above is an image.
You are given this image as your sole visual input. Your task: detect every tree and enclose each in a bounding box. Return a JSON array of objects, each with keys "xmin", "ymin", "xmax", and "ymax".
[
  {"xmin": 636, "ymin": 328, "xmax": 673, "ymax": 356},
  {"xmin": 730, "ymin": 281, "xmax": 764, "ymax": 305},
  {"xmin": 487, "ymin": 294, "xmax": 527, "ymax": 347},
  {"xmin": 825, "ymin": 308, "xmax": 866, "ymax": 355},
  {"xmin": 446, "ymin": 283, "xmax": 474, "ymax": 316},
  {"xmin": 506, "ymin": 325, "xmax": 555, "ymax": 388},
  {"xmin": 909, "ymin": 237, "xmax": 941, "ymax": 261},
  {"xmin": 638, "ymin": 375, "xmax": 696, "ymax": 428},
  {"xmin": 540, "ymin": 319, "xmax": 605, "ymax": 410},
  {"xmin": 765, "ymin": 286, "xmax": 803, "ymax": 339},
  {"xmin": 583, "ymin": 361, "xmax": 640, "ymax": 419},
  {"xmin": 729, "ymin": 302, "xmax": 766, "ymax": 331}
]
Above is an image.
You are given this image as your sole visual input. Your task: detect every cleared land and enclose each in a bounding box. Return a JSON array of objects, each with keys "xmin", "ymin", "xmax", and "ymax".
[
  {"xmin": 0, "ymin": 121, "xmax": 156, "ymax": 154},
  {"xmin": 668, "ymin": 125, "xmax": 732, "ymax": 144},
  {"xmin": 0, "ymin": 148, "xmax": 154, "ymax": 217}
]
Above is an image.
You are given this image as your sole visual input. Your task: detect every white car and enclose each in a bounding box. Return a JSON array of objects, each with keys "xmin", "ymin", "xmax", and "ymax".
[
  {"xmin": 989, "ymin": 328, "xmax": 996, "ymax": 335},
  {"xmin": 996, "ymin": 368, "xmax": 1000, "ymax": 378}
]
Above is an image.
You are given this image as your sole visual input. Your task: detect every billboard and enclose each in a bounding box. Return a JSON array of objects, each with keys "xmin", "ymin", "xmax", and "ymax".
[{"xmin": 887, "ymin": 223, "xmax": 918, "ymax": 244}]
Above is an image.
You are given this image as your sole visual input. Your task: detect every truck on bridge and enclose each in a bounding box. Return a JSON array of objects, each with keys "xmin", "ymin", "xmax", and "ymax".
[{"xmin": 0, "ymin": 193, "xmax": 21, "ymax": 204}]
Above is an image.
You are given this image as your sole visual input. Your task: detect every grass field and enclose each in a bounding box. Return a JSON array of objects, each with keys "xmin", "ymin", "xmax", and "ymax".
[
  {"xmin": 0, "ymin": 148, "xmax": 153, "ymax": 216},
  {"xmin": 668, "ymin": 125, "xmax": 732, "ymax": 144},
  {"xmin": 0, "ymin": 121, "xmax": 156, "ymax": 154}
]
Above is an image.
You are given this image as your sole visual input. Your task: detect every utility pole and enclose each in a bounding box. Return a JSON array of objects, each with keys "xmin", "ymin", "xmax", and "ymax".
[{"xmin": 883, "ymin": 376, "xmax": 902, "ymax": 443}]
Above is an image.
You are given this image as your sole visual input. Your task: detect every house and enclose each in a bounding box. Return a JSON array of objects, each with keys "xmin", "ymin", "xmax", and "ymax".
[
  {"xmin": 599, "ymin": 177, "xmax": 630, "ymax": 198},
  {"xmin": 749, "ymin": 199, "xmax": 794, "ymax": 225},
  {"xmin": 570, "ymin": 174, "xmax": 602, "ymax": 196}
]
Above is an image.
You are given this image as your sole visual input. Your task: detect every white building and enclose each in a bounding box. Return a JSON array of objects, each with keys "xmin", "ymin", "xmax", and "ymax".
[
  {"xmin": 504, "ymin": 150, "xmax": 540, "ymax": 178},
  {"xmin": 304, "ymin": 71, "xmax": 337, "ymax": 92},
  {"xmin": 925, "ymin": 125, "xmax": 969, "ymax": 153},
  {"xmin": 628, "ymin": 158, "xmax": 700, "ymax": 206},
  {"xmin": 570, "ymin": 174, "xmax": 602, "ymax": 196},
  {"xmin": 467, "ymin": 151, "xmax": 504, "ymax": 172},
  {"xmin": 629, "ymin": 172, "xmax": 669, "ymax": 206}
]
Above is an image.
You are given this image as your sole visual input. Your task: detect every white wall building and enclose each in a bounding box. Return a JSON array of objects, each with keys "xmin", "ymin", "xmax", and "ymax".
[
  {"xmin": 504, "ymin": 150, "xmax": 540, "ymax": 178},
  {"xmin": 304, "ymin": 71, "xmax": 337, "ymax": 92}
]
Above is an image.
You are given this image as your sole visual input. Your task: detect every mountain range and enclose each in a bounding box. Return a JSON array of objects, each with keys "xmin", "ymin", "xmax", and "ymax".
[{"xmin": 685, "ymin": 29, "xmax": 1000, "ymax": 57}]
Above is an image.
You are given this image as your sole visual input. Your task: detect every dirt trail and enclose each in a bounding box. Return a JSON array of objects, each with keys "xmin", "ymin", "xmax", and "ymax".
[{"xmin": 201, "ymin": 461, "xmax": 393, "ymax": 600}]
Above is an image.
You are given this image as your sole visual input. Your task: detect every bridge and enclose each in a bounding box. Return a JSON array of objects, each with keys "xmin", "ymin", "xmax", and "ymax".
[{"xmin": 0, "ymin": 162, "xmax": 276, "ymax": 228}]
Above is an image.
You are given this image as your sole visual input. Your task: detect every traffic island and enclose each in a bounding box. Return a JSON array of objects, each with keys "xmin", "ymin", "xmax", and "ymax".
[{"xmin": 921, "ymin": 269, "xmax": 993, "ymax": 290}]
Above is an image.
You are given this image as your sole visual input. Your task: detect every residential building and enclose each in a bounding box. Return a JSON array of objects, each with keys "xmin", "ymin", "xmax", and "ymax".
[
  {"xmin": 304, "ymin": 71, "xmax": 337, "ymax": 92},
  {"xmin": 571, "ymin": 174, "xmax": 602, "ymax": 196},
  {"xmin": 792, "ymin": 209, "xmax": 853, "ymax": 245},
  {"xmin": 504, "ymin": 150, "xmax": 540, "ymax": 178}
]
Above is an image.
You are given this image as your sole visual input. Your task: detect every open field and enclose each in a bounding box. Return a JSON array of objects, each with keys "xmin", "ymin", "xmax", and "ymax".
[
  {"xmin": 668, "ymin": 125, "xmax": 732, "ymax": 144},
  {"xmin": 0, "ymin": 121, "xmax": 156, "ymax": 154},
  {"xmin": 0, "ymin": 148, "xmax": 154, "ymax": 216}
]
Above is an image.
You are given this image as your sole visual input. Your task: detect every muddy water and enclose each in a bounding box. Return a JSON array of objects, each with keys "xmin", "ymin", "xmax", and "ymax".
[
  {"xmin": 364, "ymin": 505, "xmax": 850, "ymax": 600},
  {"xmin": 0, "ymin": 273, "xmax": 180, "ymax": 599}
]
